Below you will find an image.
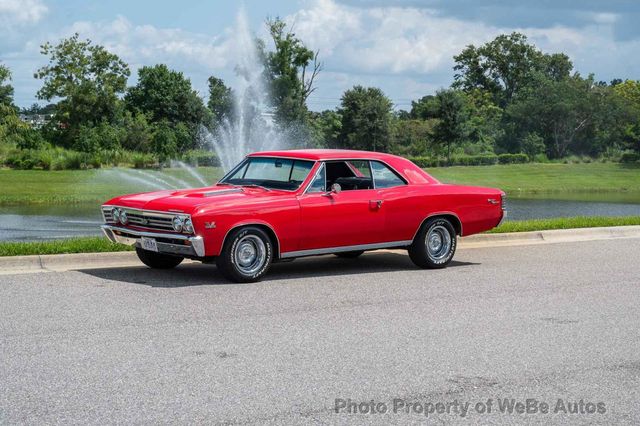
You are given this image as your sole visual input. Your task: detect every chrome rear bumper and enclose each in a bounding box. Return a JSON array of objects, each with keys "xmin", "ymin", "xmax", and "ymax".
[{"xmin": 101, "ymin": 225, "xmax": 205, "ymax": 257}]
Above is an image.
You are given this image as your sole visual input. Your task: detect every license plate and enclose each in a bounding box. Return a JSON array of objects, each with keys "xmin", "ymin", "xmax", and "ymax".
[{"xmin": 141, "ymin": 237, "xmax": 158, "ymax": 252}]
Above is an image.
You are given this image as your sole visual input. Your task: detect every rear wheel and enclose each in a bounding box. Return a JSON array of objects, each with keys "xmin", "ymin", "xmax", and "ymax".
[
  {"xmin": 334, "ymin": 250, "xmax": 364, "ymax": 259},
  {"xmin": 408, "ymin": 217, "xmax": 457, "ymax": 269},
  {"xmin": 136, "ymin": 247, "xmax": 184, "ymax": 269},
  {"xmin": 216, "ymin": 226, "xmax": 273, "ymax": 283}
]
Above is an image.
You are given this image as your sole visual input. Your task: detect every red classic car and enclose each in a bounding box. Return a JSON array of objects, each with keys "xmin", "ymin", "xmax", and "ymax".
[{"xmin": 101, "ymin": 150, "xmax": 505, "ymax": 282}]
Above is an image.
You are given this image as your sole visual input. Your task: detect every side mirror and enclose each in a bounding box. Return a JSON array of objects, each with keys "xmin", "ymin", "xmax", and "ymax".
[{"xmin": 323, "ymin": 183, "xmax": 342, "ymax": 197}]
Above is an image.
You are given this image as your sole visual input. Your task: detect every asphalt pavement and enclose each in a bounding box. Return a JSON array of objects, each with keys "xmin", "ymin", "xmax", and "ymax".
[{"xmin": 1, "ymin": 238, "xmax": 639, "ymax": 424}]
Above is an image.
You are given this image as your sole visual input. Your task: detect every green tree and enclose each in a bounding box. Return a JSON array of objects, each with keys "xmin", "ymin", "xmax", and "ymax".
[
  {"xmin": 309, "ymin": 109, "xmax": 342, "ymax": 148},
  {"xmin": 453, "ymin": 32, "xmax": 572, "ymax": 106},
  {"xmin": 410, "ymin": 95, "xmax": 439, "ymax": 120},
  {"xmin": 520, "ymin": 132, "xmax": 545, "ymax": 160},
  {"xmin": 152, "ymin": 120, "xmax": 178, "ymax": 162},
  {"xmin": 0, "ymin": 63, "xmax": 15, "ymax": 107},
  {"xmin": 392, "ymin": 118, "xmax": 435, "ymax": 156},
  {"xmin": 506, "ymin": 74, "xmax": 600, "ymax": 158},
  {"xmin": 433, "ymin": 89, "xmax": 470, "ymax": 163},
  {"xmin": 612, "ymin": 80, "xmax": 640, "ymax": 153},
  {"xmin": 125, "ymin": 64, "xmax": 206, "ymax": 128},
  {"xmin": 34, "ymin": 33, "xmax": 130, "ymax": 144},
  {"xmin": 207, "ymin": 75, "xmax": 234, "ymax": 126},
  {"xmin": 262, "ymin": 18, "xmax": 321, "ymax": 125},
  {"xmin": 338, "ymin": 86, "xmax": 392, "ymax": 152}
]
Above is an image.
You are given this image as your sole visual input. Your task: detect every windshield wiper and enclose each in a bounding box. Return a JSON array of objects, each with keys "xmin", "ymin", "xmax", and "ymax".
[{"xmin": 240, "ymin": 184, "xmax": 271, "ymax": 192}]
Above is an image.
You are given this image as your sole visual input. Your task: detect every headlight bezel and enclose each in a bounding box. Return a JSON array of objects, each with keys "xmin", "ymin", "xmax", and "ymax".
[
  {"xmin": 119, "ymin": 209, "xmax": 128, "ymax": 225},
  {"xmin": 183, "ymin": 218, "xmax": 194, "ymax": 234},
  {"xmin": 172, "ymin": 216, "xmax": 184, "ymax": 232}
]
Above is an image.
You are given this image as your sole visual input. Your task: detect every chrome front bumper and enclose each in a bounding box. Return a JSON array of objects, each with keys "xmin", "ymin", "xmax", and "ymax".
[{"xmin": 101, "ymin": 225, "xmax": 205, "ymax": 257}]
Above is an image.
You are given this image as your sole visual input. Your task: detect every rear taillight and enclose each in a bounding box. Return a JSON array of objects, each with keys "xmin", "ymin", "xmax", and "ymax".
[{"xmin": 500, "ymin": 192, "xmax": 507, "ymax": 211}]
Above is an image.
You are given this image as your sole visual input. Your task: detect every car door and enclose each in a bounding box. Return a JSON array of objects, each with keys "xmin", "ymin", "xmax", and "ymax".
[
  {"xmin": 369, "ymin": 160, "xmax": 419, "ymax": 242},
  {"xmin": 296, "ymin": 161, "xmax": 386, "ymax": 251}
]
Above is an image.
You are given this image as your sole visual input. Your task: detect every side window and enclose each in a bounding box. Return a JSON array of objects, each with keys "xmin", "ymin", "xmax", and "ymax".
[
  {"xmin": 307, "ymin": 164, "xmax": 326, "ymax": 193},
  {"xmin": 347, "ymin": 160, "xmax": 371, "ymax": 178},
  {"xmin": 326, "ymin": 161, "xmax": 373, "ymax": 191},
  {"xmin": 371, "ymin": 161, "xmax": 406, "ymax": 189}
]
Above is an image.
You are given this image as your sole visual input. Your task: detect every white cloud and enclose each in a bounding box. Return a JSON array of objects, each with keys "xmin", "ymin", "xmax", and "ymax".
[
  {"xmin": 0, "ymin": 0, "xmax": 47, "ymax": 24},
  {"xmin": 61, "ymin": 16, "xmax": 233, "ymax": 71}
]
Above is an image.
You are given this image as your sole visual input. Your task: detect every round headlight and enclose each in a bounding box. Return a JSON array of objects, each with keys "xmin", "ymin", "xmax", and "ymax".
[
  {"xmin": 172, "ymin": 216, "xmax": 184, "ymax": 232},
  {"xmin": 183, "ymin": 218, "xmax": 194, "ymax": 234},
  {"xmin": 112, "ymin": 208, "xmax": 120, "ymax": 223},
  {"xmin": 119, "ymin": 210, "xmax": 128, "ymax": 225}
]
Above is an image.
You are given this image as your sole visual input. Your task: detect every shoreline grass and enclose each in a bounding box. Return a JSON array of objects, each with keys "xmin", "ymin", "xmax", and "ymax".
[
  {"xmin": 0, "ymin": 237, "xmax": 134, "ymax": 257},
  {"xmin": 1, "ymin": 216, "xmax": 639, "ymax": 257},
  {"xmin": 487, "ymin": 216, "xmax": 640, "ymax": 233}
]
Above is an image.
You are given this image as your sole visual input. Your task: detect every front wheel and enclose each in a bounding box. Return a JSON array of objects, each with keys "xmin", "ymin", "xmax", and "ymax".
[
  {"xmin": 136, "ymin": 247, "xmax": 184, "ymax": 269},
  {"xmin": 408, "ymin": 217, "xmax": 457, "ymax": 269},
  {"xmin": 216, "ymin": 226, "xmax": 273, "ymax": 283}
]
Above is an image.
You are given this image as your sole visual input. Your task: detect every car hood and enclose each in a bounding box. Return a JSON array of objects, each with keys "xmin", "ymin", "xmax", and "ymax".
[{"xmin": 104, "ymin": 186, "xmax": 284, "ymax": 214}]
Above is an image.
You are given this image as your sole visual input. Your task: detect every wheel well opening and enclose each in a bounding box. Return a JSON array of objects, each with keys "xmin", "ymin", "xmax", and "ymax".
[
  {"xmin": 228, "ymin": 224, "xmax": 281, "ymax": 259},
  {"xmin": 426, "ymin": 214, "xmax": 462, "ymax": 236}
]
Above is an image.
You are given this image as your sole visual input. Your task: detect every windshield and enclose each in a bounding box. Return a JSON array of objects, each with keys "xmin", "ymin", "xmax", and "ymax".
[{"xmin": 219, "ymin": 157, "xmax": 315, "ymax": 191}]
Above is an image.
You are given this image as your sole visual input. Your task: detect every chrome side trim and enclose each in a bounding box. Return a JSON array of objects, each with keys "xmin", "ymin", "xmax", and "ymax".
[
  {"xmin": 280, "ymin": 240, "xmax": 413, "ymax": 259},
  {"xmin": 101, "ymin": 225, "xmax": 205, "ymax": 257}
]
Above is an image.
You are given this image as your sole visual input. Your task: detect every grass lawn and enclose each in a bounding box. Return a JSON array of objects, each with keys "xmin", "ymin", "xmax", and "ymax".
[
  {"xmin": 2, "ymin": 216, "xmax": 638, "ymax": 256},
  {"xmin": 1, "ymin": 162, "xmax": 639, "ymax": 206},
  {"xmin": 428, "ymin": 162, "xmax": 640, "ymax": 194},
  {"xmin": 0, "ymin": 167, "xmax": 223, "ymax": 205}
]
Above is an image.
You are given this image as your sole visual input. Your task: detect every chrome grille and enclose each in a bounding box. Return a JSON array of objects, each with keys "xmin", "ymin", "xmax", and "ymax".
[{"xmin": 102, "ymin": 206, "xmax": 186, "ymax": 232}]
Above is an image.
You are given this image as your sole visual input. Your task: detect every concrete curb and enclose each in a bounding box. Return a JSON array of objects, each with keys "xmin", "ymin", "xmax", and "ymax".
[
  {"xmin": 459, "ymin": 225, "xmax": 640, "ymax": 248},
  {"xmin": 1, "ymin": 225, "xmax": 640, "ymax": 275}
]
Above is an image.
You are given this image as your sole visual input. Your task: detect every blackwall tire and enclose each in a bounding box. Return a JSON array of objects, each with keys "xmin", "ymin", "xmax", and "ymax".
[
  {"xmin": 216, "ymin": 226, "xmax": 273, "ymax": 283},
  {"xmin": 408, "ymin": 217, "xmax": 457, "ymax": 269},
  {"xmin": 136, "ymin": 247, "xmax": 184, "ymax": 269}
]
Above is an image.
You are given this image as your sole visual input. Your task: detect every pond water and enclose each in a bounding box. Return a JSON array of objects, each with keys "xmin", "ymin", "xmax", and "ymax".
[{"xmin": 1, "ymin": 195, "xmax": 639, "ymax": 242}]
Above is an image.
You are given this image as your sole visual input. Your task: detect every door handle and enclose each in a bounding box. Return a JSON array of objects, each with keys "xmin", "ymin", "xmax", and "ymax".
[{"xmin": 370, "ymin": 200, "xmax": 383, "ymax": 209}]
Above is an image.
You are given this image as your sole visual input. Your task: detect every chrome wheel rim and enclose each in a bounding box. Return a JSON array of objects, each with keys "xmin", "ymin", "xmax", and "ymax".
[
  {"xmin": 234, "ymin": 235, "xmax": 267, "ymax": 275},
  {"xmin": 426, "ymin": 225, "xmax": 452, "ymax": 260}
]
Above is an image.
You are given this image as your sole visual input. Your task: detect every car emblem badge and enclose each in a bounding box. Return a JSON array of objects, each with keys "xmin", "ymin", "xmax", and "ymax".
[{"xmin": 205, "ymin": 222, "xmax": 216, "ymax": 229}]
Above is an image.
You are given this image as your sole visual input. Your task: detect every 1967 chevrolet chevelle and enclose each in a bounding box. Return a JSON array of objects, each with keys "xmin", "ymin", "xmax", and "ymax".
[{"xmin": 101, "ymin": 150, "xmax": 505, "ymax": 282}]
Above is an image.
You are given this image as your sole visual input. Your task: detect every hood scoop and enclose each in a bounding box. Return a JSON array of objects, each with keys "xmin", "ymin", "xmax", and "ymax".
[{"xmin": 185, "ymin": 188, "xmax": 244, "ymax": 198}]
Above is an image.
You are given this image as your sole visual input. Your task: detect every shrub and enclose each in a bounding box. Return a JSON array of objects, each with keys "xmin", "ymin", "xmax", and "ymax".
[
  {"xmin": 183, "ymin": 150, "xmax": 220, "ymax": 167},
  {"xmin": 15, "ymin": 128, "xmax": 47, "ymax": 150},
  {"xmin": 4, "ymin": 149, "xmax": 51, "ymax": 170},
  {"xmin": 131, "ymin": 152, "xmax": 157, "ymax": 169},
  {"xmin": 497, "ymin": 153, "xmax": 529, "ymax": 164},
  {"xmin": 620, "ymin": 152, "xmax": 640, "ymax": 163},
  {"xmin": 53, "ymin": 151, "xmax": 84, "ymax": 170},
  {"xmin": 453, "ymin": 154, "xmax": 498, "ymax": 166},
  {"xmin": 533, "ymin": 153, "xmax": 549, "ymax": 163}
]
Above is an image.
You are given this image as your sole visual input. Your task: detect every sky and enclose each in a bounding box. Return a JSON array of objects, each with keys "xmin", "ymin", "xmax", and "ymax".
[{"xmin": 1, "ymin": 0, "xmax": 639, "ymax": 111}]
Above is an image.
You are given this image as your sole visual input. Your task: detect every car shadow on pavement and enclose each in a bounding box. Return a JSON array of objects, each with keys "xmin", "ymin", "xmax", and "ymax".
[{"xmin": 78, "ymin": 251, "xmax": 479, "ymax": 287}]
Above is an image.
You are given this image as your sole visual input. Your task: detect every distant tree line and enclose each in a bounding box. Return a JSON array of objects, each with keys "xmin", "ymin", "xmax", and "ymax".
[{"xmin": 1, "ymin": 26, "xmax": 639, "ymax": 170}]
